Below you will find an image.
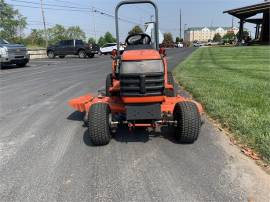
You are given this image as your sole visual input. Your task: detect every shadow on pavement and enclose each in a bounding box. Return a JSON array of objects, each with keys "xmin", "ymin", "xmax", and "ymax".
[
  {"xmin": 0, "ymin": 64, "xmax": 31, "ymax": 70},
  {"xmin": 67, "ymin": 111, "xmax": 85, "ymax": 122},
  {"xmin": 82, "ymin": 125, "xmax": 178, "ymax": 147}
]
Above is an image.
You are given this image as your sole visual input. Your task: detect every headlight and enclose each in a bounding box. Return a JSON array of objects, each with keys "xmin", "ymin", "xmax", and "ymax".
[{"xmin": 0, "ymin": 47, "xmax": 8, "ymax": 55}]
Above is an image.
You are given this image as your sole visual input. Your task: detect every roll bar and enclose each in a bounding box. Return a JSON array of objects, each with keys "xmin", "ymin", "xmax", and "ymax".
[{"xmin": 115, "ymin": 0, "xmax": 159, "ymax": 55}]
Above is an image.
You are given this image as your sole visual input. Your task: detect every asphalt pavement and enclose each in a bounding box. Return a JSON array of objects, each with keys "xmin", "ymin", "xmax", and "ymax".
[{"xmin": 0, "ymin": 48, "xmax": 269, "ymax": 202}]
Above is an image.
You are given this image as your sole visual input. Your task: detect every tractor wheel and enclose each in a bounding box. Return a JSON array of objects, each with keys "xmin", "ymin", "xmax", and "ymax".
[
  {"xmin": 164, "ymin": 71, "xmax": 176, "ymax": 97},
  {"xmin": 173, "ymin": 102, "xmax": 201, "ymax": 143},
  {"xmin": 106, "ymin": 73, "xmax": 112, "ymax": 96},
  {"xmin": 88, "ymin": 103, "xmax": 111, "ymax": 146}
]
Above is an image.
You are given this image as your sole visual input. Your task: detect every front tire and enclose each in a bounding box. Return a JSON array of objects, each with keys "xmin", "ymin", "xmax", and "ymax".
[
  {"xmin": 173, "ymin": 102, "xmax": 201, "ymax": 143},
  {"xmin": 78, "ymin": 50, "xmax": 86, "ymax": 58},
  {"xmin": 88, "ymin": 103, "xmax": 111, "ymax": 146},
  {"xmin": 59, "ymin": 55, "xmax": 65, "ymax": 58}
]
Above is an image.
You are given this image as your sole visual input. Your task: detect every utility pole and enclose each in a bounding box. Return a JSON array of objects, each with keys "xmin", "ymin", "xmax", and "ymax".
[
  {"xmin": 92, "ymin": 7, "xmax": 97, "ymax": 41},
  {"xmin": 179, "ymin": 9, "xmax": 182, "ymax": 39},
  {"xmin": 184, "ymin": 23, "xmax": 187, "ymax": 41},
  {"xmin": 40, "ymin": 0, "xmax": 48, "ymax": 47}
]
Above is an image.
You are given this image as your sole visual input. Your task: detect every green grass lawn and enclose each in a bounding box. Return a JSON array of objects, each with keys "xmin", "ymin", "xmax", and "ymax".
[{"xmin": 174, "ymin": 46, "xmax": 270, "ymax": 162}]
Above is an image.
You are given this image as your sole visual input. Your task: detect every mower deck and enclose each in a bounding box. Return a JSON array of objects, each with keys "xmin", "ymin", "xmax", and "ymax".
[{"xmin": 68, "ymin": 94, "xmax": 203, "ymax": 115}]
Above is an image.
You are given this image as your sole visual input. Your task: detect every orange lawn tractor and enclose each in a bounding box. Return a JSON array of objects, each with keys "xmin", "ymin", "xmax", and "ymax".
[{"xmin": 68, "ymin": 0, "xmax": 203, "ymax": 146}]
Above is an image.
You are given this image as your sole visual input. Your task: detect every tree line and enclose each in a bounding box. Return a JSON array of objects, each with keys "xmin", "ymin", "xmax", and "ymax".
[{"xmin": 0, "ymin": 0, "xmax": 117, "ymax": 47}]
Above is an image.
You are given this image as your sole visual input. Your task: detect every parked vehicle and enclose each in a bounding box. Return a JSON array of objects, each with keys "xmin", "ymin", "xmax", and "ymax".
[
  {"xmin": 193, "ymin": 42, "xmax": 203, "ymax": 47},
  {"xmin": 47, "ymin": 39, "xmax": 99, "ymax": 59},
  {"xmin": 175, "ymin": 42, "xmax": 184, "ymax": 48},
  {"xmin": 99, "ymin": 43, "xmax": 125, "ymax": 55},
  {"xmin": 0, "ymin": 38, "xmax": 29, "ymax": 69}
]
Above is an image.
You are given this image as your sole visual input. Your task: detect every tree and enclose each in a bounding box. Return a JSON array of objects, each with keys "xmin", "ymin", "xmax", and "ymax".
[
  {"xmin": 223, "ymin": 32, "xmax": 236, "ymax": 43},
  {"xmin": 25, "ymin": 29, "xmax": 45, "ymax": 47},
  {"xmin": 175, "ymin": 37, "xmax": 183, "ymax": 43},
  {"xmin": 47, "ymin": 24, "xmax": 68, "ymax": 44},
  {"xmin": 128, "ymin": 25, "xmax": 143, "ymax": 35},
  {"xmin": 104, "ymin": 32, "xmax": 116, "ymax": 43},
  {"xmin": 66, "ymin": 26, "xmax": 86, "ymax": 40},
  {"xmin": 0, "ymin": 0, "xmax": 27, "ymax": 41},
  {"xmin": 98, "ymin": 36, "xmax": 106, "ymax": 46},
  {"xmin": 88, "ymin": 37, "xmax": 96, "ymax": 44},
  {"xmin": 213, "ymin": 33, "xmax": 222, "ymax": 42},
  {"xmin": 162, "ymin": 32, "xmax": 174, "ymax": 47}
]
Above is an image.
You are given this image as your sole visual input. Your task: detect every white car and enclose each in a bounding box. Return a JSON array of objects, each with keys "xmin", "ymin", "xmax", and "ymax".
[
  {"xmin": 99, "ymin": 43, "xmax": 125, "ymax": 55},
  {"xmin": 175, "ymin": 42, "xmax": 184, "ymax": 48}
]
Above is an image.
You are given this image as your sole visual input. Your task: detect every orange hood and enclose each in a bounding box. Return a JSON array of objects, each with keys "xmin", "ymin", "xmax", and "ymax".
[{"xmin": 121, "ymin": 49, "xmax": 161, "ymax": 61}]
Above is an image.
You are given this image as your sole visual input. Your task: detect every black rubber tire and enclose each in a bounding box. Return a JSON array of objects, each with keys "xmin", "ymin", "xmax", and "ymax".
[
  {"xmin": 106, "ymin": 73, "xmax": 112, "ymax": 96},
  {"xmin": 59, "ymin": 55, "xmax": 65, "ymax": 58},
  {"xmin": 78, "ymin": 50, "xmax": 86, "ymax": 58},
  {"xmin": 88, "ymin": 54, "xmax": 95, "ymax": 58},
  {"xmin": 16, "ymin": 62, "xmax": 27, "ymax": 67},
  {"xmin": 164, "ymin": 71, "xmax": 176, "ymax": 97},
  {"xmin": 173, "ymin": 102, "xmax": 201, "ymax": 143},
  {"xmin": 47, "ymin": 51, "xmax": 55, "ymax": 59},
  {"xmin": 88, "ymin": 103, "xmax": 111, "ymax": 146}
]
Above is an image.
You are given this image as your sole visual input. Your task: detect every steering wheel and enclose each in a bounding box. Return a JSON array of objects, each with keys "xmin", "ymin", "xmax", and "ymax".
[{"xmin": 125, "ymin": 33, "xmax": 151, "ymax": 46}]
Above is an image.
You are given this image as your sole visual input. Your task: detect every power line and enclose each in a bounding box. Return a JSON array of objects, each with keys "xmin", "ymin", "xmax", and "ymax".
[
  {"xmin": 9, "ymin": 4, "xmax": 91, "ymax": 12},
  {"xmin": 10, "ymin": 0, "xmax": 91, "ymax": 10},
  {"xmin": 9, "ymin": 3, "xmax": 143, "ymax": 26}
]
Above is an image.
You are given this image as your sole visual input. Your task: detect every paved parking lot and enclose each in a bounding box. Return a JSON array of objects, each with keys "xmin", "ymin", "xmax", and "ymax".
[{"xmin": 0, "ymin": 48, "xmax": 269, "ymax": 201}]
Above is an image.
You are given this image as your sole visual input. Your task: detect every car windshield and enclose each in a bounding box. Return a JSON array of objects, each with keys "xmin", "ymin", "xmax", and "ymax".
[
  {"xmin": 121, "ymin": 60, "xmax": 164, "ymax": 74},
  {"xmin": 0, "ymin": 39, "xmax": 9, "ymax": 44}
]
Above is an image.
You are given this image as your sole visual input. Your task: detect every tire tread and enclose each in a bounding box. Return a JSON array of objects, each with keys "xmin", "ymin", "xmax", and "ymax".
[
  {"xmin": 174, "ymin": 102, "xmax": 201, "ymax": 143},
  {"xmin": 88, "ymin": 103, "xmax": 111, "ymax": 145}
]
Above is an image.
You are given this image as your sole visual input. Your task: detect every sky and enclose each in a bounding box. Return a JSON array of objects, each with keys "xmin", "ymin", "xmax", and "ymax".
[{"xmin": 5, "ymin": 0, "xmax": 263, "ymax": 41}]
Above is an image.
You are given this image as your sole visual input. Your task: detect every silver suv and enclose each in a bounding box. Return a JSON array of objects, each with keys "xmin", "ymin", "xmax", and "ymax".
[{"xmin": 0, "ymin": 38, "xmax": 30, "ymax": 69}]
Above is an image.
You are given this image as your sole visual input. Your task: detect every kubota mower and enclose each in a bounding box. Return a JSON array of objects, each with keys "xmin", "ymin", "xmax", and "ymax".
[{"xmin": 68, "ymin": 0, "xmax": 203, "ymax": 146}]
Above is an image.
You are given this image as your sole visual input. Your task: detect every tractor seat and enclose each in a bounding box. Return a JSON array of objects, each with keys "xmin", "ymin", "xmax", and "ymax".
[
  {"xmin": 124, "ymin": 33, "xmax": 154, "ymax": 50},
  {"xmin": 125, "ymin": 44, "xmax": 153, "ymax": 50}
]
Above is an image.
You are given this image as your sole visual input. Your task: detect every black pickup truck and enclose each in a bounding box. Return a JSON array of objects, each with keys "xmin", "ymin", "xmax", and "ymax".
[{"xmin": 47, "ymin": 39, "xmax": 99, "ymax": 59}]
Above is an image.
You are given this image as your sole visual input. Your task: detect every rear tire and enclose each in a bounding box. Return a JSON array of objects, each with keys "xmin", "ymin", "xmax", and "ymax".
[
  {"xmin": 173, "ymin": 102, "xmax": 201, "ymax": 143},
  {"xmin": 88, "ymin": 54, "xmax": 95, "ymax": 58},
  {"xmin": 47, "ymin": 51, "xmax": 55, "ymax": 59},
  {"xmin": 164, "ymin": 71, "xmax": 176, "ymax": 97},
  {"xmin": 59, "ymin": 55, "xmax": 65, "ymax": 58},
  {"xmin": 106, "ymin": 73, "xmax": 112, "ymax": 96},
  {"xmin": 78, "ymin": 50, "xmax": 86, "ymax": 58},
  {"xmin": 88, "ymin": 103, "xmax": 111, "ymax": 146}
]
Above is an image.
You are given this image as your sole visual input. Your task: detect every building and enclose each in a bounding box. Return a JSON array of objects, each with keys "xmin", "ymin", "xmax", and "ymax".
[
  {"xmin": 144, "ymin": 22, "xmax": 164, "ymax": 45},
  {"xmin": 224, "ymin": 0, "xmax": 270, "ymax": 44},
  {"xmin": 184, "ymin": 27, "xmax": 239, "ymax": 42}
]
